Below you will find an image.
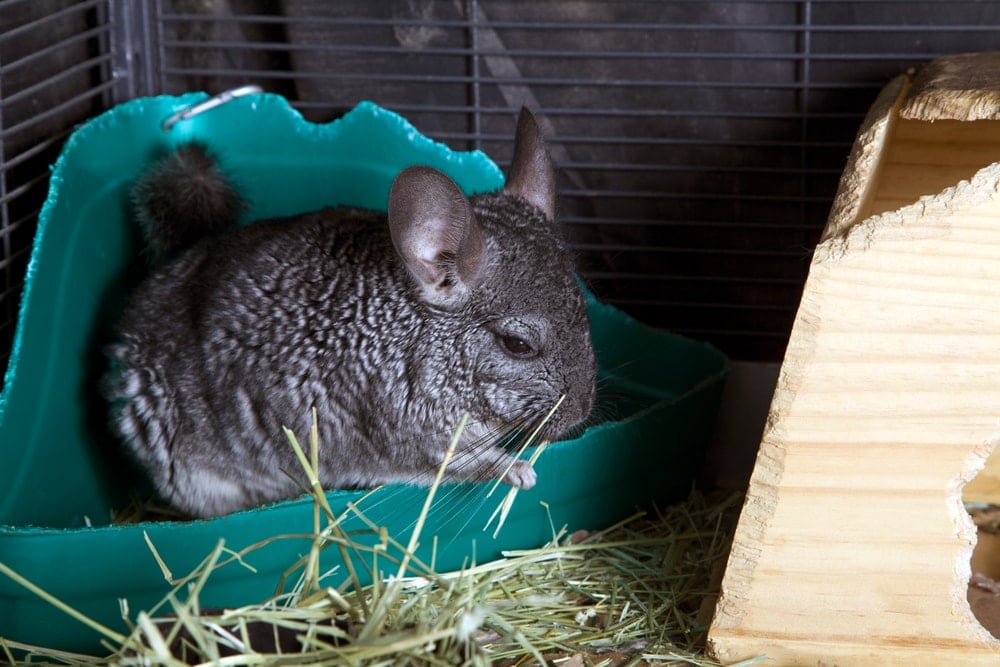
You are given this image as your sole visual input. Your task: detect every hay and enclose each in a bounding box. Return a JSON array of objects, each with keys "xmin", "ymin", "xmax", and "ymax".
[{"xmin": 1, "ymin": 420, "xmax": 750, "ymax": 666}]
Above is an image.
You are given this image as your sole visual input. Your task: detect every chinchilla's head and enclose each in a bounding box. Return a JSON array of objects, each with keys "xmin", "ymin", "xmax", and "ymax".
[{"xmin": 388, "ymin": 107, "xmax": 596, "ymax": 442}]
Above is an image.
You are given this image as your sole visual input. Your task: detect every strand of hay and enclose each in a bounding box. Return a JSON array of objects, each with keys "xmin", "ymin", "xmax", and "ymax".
[
  {"xmin": 2, "ymin": 492, "xmax": 745, "ymax": 666},
  {"xmin": 1, "ymin": 418, "xmax": 752, "ymax": 666}
]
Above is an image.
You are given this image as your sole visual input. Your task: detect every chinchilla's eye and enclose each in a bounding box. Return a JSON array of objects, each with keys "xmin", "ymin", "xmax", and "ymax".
[{"xmin": 496, "ymin": 332, "xmax": 538, "ymax": 358}]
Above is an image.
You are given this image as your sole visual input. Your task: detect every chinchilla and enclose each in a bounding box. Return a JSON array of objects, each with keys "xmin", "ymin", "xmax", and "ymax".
[{"xmin": 104, "ymin": 107, "xmax": 596, "ymax": 518}]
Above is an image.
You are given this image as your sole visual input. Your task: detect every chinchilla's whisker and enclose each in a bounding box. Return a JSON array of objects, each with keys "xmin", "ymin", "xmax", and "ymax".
[
  {"xmin": 405, "ymin": 420, "xmax": 528, "ymax": 505},
  {"xmin": 360, "ymin": 401, "xmax": 560, "ymax": 544},
  {"xmin": 441, "ymin": 417, "xmax": 534, "ymax": 481},
  {"xmin": 598, "ymin": 354, "xmax": 663, "ymax": 378},
  {"xmin": 387, "ymin": 412, "xmax": 544, "ymax": 536},
  {"xmin": 318, "ymin": 406, "xmax": 553, "ymax": 533},
  {"xmin": 337, "ymin": 415, "xmax": 526, "ymax": 520}
]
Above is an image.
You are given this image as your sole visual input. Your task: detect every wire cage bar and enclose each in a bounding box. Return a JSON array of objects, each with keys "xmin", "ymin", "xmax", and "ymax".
[{"xmin": 2, "ymin": 0, "xmax": 999, "ymax": 385}]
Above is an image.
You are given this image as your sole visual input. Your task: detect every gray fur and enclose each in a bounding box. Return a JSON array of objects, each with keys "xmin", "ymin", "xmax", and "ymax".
[
  {"xmin": 104, "ymin": 108, "xmax": 596, "ymax": 518},
  {"xmin": 130, "ymin": 142, "xmax": 246, "ymax": 261}
]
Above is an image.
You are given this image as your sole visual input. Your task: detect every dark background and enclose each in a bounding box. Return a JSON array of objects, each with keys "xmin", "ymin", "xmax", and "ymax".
[{"xmin": 2, "ymin": 0, "xmax": 1000, "ymax": 384}]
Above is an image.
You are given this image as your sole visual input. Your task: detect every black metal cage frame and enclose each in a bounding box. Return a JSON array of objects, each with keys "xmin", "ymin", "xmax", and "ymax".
[{"xmin": 2, "ymin": 1, "xmax": 1000, "ymax": 384}]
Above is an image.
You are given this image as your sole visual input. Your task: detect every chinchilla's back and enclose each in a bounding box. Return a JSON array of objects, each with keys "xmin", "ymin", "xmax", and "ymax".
[{"xmin": 105, "ymin": 108, "xmax": 596, "ymax": 518}]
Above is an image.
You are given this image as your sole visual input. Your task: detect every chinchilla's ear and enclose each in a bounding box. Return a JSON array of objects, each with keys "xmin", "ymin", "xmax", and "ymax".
[
  {"xmin": 504, "ymin": 107, "xmax": 555, "ymax": 221},
  {"xmin": 388, "ymin": 166, "xmax": 485, "ymax": 309}
]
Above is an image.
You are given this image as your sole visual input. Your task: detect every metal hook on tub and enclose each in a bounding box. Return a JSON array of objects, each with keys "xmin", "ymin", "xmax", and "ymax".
[{"xmin": 161, "ymin": 85, "xmax": 264, "ymax": 131}]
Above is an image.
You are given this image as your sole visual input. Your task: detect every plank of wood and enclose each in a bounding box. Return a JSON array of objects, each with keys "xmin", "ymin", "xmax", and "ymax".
[
  {"xmin": 710, "ymin": 171, "xmax": 1000, "ymax": 666},
  {"xmin": 708, "ymin": 57, "xmax": 1000, "ymax": 665}
]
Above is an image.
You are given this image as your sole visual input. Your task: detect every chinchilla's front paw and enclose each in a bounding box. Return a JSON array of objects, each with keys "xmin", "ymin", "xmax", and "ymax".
[{"xmin": 504, "ymin": 460, "xmax": 537, "ymax": 489}]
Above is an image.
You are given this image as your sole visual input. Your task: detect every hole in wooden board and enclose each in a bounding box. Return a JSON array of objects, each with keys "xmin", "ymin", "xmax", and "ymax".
[{"xmin": 965, "ymin": 442, "xmax": 1000, "ymax": 639}]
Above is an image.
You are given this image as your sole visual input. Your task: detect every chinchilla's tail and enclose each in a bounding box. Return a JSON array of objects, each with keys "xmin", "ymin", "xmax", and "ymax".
[{"xmin": 131, "ymin": 143, "xmax": 246, "ymax": 261}]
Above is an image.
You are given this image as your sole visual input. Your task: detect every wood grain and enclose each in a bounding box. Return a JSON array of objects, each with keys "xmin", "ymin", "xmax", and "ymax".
[{"xmin": 708, "ymin": 56, "xmax": 1000, "ymax": 665}]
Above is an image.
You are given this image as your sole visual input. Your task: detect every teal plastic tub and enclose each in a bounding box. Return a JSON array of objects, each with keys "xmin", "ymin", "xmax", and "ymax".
[{"xmin": 0, "ymin": 95, "xmax": 727, "ymax": 653}]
